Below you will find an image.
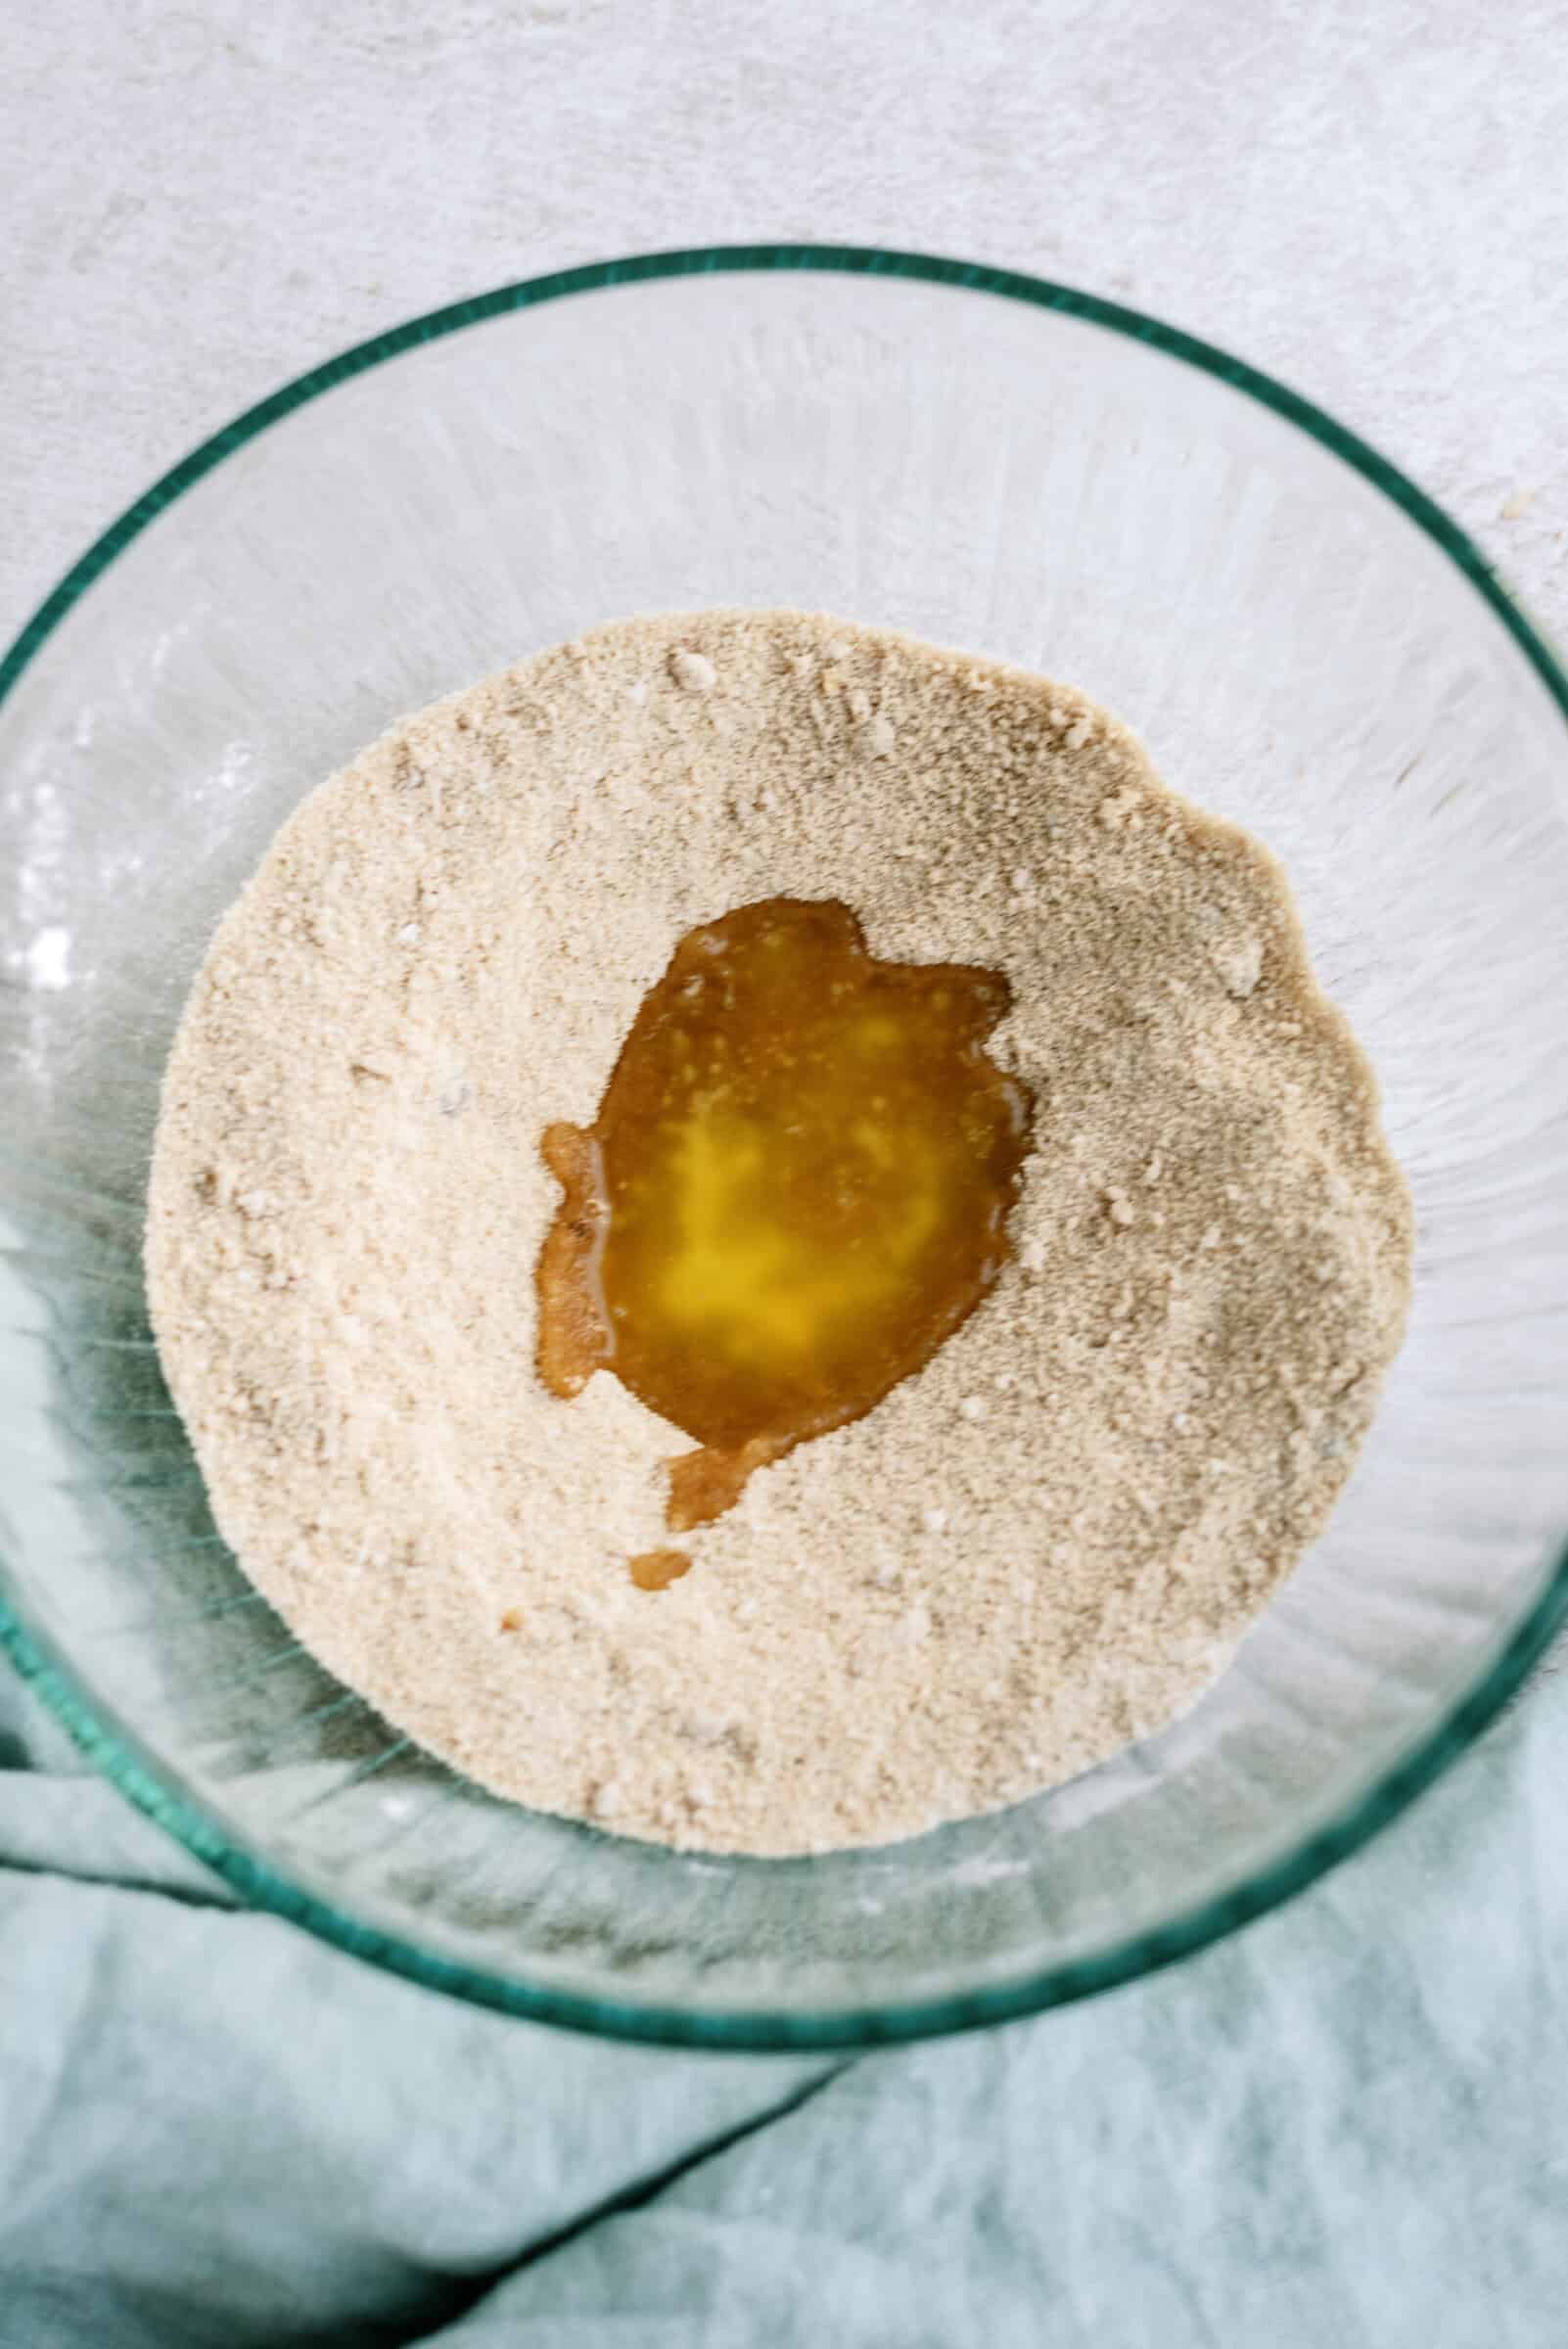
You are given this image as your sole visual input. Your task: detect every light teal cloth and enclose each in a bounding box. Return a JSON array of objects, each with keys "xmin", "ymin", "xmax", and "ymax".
[{"xmin": 2, "ymin": 1657, "xmax": 1565, "ymax": 2348}]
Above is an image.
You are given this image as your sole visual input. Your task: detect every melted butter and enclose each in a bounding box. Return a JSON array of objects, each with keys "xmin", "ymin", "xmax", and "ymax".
[
  {"xmin": 626, "ymin": 1546, "xmax": 694, "ymax": 1591},
  {"xmin": 536, "ymin": 897, "xmax": 1034, "ymax": 1558}
]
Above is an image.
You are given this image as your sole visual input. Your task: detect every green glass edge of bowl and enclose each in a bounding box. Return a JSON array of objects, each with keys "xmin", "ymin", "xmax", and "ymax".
[{"xmin": 1, "ymin": 241, "xmax": 1565, "ymax": 2052}]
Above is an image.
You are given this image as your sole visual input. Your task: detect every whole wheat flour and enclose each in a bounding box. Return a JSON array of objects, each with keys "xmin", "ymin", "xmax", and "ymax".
[{"xmin": 146, "ymin": 611, "xmax": 1412, "ymax": 1855}]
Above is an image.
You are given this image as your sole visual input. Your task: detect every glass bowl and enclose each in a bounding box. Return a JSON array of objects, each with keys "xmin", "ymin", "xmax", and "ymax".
[{"xmin": 4, "ymin": 247, "xmax": 1568, "ymax": 2051}]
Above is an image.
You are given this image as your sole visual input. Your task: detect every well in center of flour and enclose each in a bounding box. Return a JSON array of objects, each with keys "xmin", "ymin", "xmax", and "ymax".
[{"xmin": 536, "ymin": 894, "xmax": 1035, "ymax": 1567}]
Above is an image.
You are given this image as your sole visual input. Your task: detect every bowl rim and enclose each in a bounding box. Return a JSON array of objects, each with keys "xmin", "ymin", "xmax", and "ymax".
[{"xmin": 4, "ymin": 241, "xmax": 1567, "ymax": 2051}]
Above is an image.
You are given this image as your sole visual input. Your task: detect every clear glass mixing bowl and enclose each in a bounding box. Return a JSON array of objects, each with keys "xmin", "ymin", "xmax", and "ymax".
[{"xmin": 4, "ymin": 248, "xmax": 1568, "ymax": 2050}]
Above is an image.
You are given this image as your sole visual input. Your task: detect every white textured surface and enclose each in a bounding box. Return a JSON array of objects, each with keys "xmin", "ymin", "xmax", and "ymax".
[
  {"xmin": 4, "ymin": 0, "xmax": 1566, "ymax": 651},
  {"xmin": 5, "ymin": 3, "xmax": 1568, "ymax": 2338}
]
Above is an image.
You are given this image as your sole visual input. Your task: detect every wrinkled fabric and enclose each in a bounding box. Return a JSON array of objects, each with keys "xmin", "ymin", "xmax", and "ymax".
[{"xmin": 5, "ymin": 1652, "xmax": 1568, "ymax": 2349}]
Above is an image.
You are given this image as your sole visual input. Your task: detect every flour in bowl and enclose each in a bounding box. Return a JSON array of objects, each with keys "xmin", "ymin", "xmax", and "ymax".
[{"xmin": 146, "ymin": 611, "xmax": 1411, "ymax": 1854}]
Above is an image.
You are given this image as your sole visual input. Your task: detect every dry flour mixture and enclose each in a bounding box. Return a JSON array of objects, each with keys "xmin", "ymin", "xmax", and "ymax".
[{"xmin": 147, "ymin": 612, "xmax": 1411, "ymax": 1854}]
